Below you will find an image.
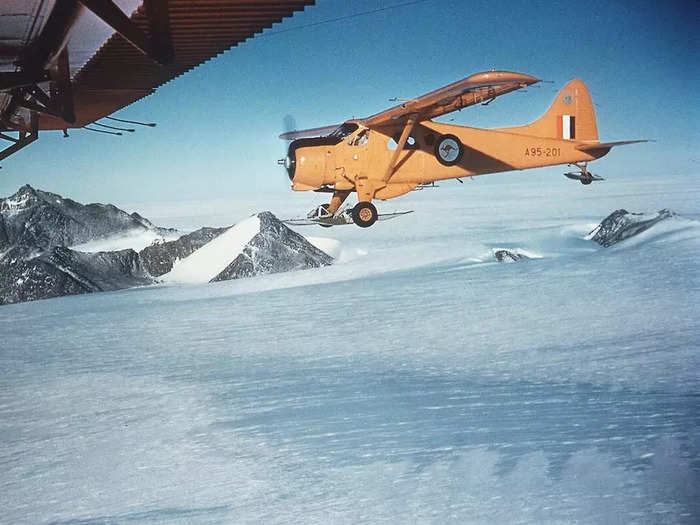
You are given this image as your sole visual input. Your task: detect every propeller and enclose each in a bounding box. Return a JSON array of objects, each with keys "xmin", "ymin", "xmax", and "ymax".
[
  {"xmin": 278, "ymin": 115, "xmax": 297, "ymax": 182},
  {"xmin": 283, "ymin": 114, "xmax": 297, "ymax": 138}
]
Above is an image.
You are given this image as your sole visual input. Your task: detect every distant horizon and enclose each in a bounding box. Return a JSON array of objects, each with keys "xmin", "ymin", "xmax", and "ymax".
[{"xmin": 4, "ymin": 170, "xmax": 698, "ymax": 234}]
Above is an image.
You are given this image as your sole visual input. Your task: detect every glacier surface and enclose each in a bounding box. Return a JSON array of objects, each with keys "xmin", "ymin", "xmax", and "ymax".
[{"xmin": 1, "ymin": 173, "xmax": 699, "ymax": 524}]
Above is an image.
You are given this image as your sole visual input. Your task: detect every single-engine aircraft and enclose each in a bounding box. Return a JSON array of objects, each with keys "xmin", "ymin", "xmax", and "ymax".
[{"xmin": 279, "ymin": 70, "xmax": 646, "ymax": 228}]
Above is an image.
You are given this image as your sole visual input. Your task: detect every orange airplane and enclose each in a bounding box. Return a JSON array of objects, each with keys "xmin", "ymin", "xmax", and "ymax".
[{"xmin": 279, "ymin": 70, "xmax": 645, "ymax": 228}]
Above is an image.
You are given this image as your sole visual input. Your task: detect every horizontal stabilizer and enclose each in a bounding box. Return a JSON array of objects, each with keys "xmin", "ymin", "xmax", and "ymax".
[{"xmin": 576, "ymin": 140, "xmax": 648, "ymax": 152}]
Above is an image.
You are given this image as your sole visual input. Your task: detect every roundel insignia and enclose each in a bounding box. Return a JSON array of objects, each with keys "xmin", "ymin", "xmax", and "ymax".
[
  {"xmin": 563, "ymin": 93, "xmax": 573, "ymax": 105},
  {"xmin": 435, "ymin": 134, "xmax": 463, "ymax": 166}
]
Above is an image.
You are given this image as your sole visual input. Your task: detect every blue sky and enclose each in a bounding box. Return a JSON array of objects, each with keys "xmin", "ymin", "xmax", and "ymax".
[{"xmin": 1, "ymin": 0, "xmax": 698, "ymax": 204}]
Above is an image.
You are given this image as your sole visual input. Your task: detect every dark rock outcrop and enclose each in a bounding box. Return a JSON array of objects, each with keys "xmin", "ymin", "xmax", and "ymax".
[
  {"xmin": 0, "ymin": 184, "xmax": 175, "ymax": 249},
  {"xmin": 130, "ymin": 212, "xmax": 157, "ymax": 229},
  {"xmin": 211, "ymin": 212, "xmax": 333, "ymax": 282},
  {"xmin": 139, "ymin": 226, "xmax": 228, "ymax": 277},
  {"xmin": 0, "ymin": 245, "xmax": 154, "ymax": 305},
  {"xmin": 44, "ymin": 247, "xmax": 153, "ymax": 291},
  {"xmin": 494, "ymin": 250, "xmax": 530, "ymax": 263},
  {"xmin": 0, "ymin": 187, "xmax": 335, "ymax": 304},
  {"xmin": 590, "ymin": 209, "xmax": 675, "ymax": 247},
  {"xmin": 0, "ymin": 185, "xmax": 174, "ymax": 305}
]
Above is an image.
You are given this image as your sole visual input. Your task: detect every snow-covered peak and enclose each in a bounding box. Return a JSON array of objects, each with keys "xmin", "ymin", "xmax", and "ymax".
[
  {"xmin": 10, "ymin": 184, "xmax": 37, "ymax": 199},
  {"xmin": 162, "ymin": 212, "xmax": 334, "ymax": 285},
  {"xmin": 162, "ymin": 215, "xmax": 260, "ymax": 284},
  {"xmin": 0, "ymin": 184, "xmax": 176, "ymax": 250},
  {"xmin": 0, "ymin": 184, "xmax": 39, "ymax": 216}
]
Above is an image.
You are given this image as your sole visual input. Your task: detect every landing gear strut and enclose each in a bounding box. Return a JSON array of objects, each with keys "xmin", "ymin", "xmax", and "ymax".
[{"xmin": 352, "ymin": 202, "xmax": 378, "ymax": 228}]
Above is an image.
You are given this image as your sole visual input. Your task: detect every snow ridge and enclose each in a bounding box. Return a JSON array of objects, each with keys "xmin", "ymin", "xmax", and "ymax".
[{"xmin": 163, "ymin": 216, "xmax": 261, "ymax": 284}]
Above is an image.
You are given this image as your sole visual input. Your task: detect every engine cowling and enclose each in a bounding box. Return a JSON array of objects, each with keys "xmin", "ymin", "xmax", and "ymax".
[{"xmin": 285, "ymin": 138, "xmax": 332, "ymax": 191}]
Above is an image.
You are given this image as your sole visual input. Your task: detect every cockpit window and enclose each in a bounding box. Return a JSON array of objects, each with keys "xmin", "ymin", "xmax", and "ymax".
[
  {"xmin": 328, "ymin": 122, "xmax": 359, "ymax": 139},
  {"xmin": 289, "ymin": 124, "xmax": 358, "ymax": 150}
]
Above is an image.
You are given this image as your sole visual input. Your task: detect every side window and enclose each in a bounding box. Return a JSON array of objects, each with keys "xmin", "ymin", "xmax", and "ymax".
[{"xmin": 387, "ymin": 134, "xmax": 418, "ymax": 150}]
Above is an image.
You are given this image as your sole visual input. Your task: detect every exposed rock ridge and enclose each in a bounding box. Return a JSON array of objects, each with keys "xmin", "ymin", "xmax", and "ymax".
[
  {"xmin": 139, "ymin": 226, "xmax": 229, "ymax": 277},
  {"xmin": 0, "ymin": 246, "xmax": 153, "ymax": 305},
  {"xmin": 0, "ymin": 187, "xmax": 335, "ymax": 305},
  {"xmin": 494, "ymin": 250, "xmax": 530, "ymax": 263},
  {"xmin": 0, "ymin": 185, "xmax": 175, "ymax": 304},
  {"xmin": 590, "ymin": 209, "xmax": 675, "ymax": 247},
  {"xmin": 0, "ymin": 184, "xmax": 176, "ymax": 249}
]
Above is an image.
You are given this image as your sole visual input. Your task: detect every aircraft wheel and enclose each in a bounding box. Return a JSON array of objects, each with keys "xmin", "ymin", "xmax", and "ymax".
[
  {"xmin": 580, "ymin": 174, "xmax": 593, "ymax": 185},
  {"xmin": 352, "ymin": 202, "xmax": 378, "ymax": 228}
]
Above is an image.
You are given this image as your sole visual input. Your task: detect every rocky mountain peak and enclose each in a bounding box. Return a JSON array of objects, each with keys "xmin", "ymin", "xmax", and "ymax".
[
  {"xmin": 211, "ymin": 211, "xmax": 333, "ymax": 282},
  {"xmin": 15, "ymin": 183, "xmax": 37, "ymax": 196},
  {"xmin": 590, "ymin": 209, "xmax": 675, "ymax": 247},
  {"xmin": 130, "ymin": 212, "xmax": 155, "ymax": 229},
  {"xmin": 1, "ymin": 188, "xmax": 336, "ymax": 305},
  {"xmin": 0, "ymin": 184, "xmax": 172, "ymax": 250},
  {"xmin": 1, "ymin": 184, "xmax": 39, "ymax": 213}
]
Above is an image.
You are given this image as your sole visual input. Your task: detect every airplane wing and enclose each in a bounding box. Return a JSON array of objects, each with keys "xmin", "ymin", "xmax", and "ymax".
[
  {"xmin": 1, "ymin": 0, "xmax": 315, "ymax": 162},
  {"xmin": 361, "ymin": 70, "xmax": 540, "ymax": 129},
  {"xmin": 38, "ymin": 1, "xmax": 315, "ymax": 131}
]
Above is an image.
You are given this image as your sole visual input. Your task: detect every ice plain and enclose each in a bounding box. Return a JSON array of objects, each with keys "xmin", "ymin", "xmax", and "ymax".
[{"xmin": 1, "ymin": 172, "xmax": 699, "ymax": 524}]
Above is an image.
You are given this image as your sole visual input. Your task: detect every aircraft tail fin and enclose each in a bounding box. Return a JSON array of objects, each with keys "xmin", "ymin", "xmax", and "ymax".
[{"xmin": 504, "ymin": 79, "xmax": 599, "ymax": 141}]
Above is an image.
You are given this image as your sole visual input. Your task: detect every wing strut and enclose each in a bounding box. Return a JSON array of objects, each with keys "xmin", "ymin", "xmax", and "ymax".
[
  {"xmin": 383, "ymin": 115, "xmax": 417, "ymax": 181},
  {"xmin": 78, "ymin": 0, "xmax": 174, "ymax": 65},
  {"xmin": 0, "ymin": 114, "xmax": 38, "ymax": 164},
  {"xmin": 49, "ymin": 47, "xmax": 76, "ymax": 123}
]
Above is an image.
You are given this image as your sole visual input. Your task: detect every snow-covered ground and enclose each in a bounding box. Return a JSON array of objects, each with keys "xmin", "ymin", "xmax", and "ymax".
[{"xmin": 1, "ymin": 172, "xmax": 699, "ymax": 524}]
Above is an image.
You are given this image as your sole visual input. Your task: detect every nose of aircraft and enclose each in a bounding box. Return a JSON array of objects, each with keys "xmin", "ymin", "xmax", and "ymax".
[{"xmin": 277, "ymin": 143, "xmax": 296, "ymax": 182}]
